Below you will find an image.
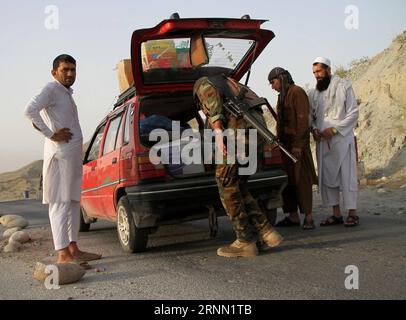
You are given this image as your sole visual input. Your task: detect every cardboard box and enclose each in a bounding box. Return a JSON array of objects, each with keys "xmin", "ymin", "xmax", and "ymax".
[
  {"xmin": 141, "ymin": 40, "xmax": 178, "ymax": 71},
  {"xmin": 176, "ymin": 47, "xmax": 192, "ymax": 68},
  {"xmin": 116, "ymin": 59, "xmax": 134, "ymax": 94}
]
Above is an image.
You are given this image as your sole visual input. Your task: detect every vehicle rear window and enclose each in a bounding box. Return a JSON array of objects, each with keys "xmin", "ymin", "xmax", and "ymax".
[{"xmin": 141, "ymin": 37, "xmax": 255, "ymax": 84}]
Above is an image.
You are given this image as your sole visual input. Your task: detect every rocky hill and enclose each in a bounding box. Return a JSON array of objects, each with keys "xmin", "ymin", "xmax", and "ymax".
[
  {"xmin": 0, "ymin": 142, "xmax": 90, "ymax": 201},
  {"xmin": 346, "ymin": 31, "xmax": 406, "ymax": 180},
  {"xmin": 0, "ymin": 160, "xmax": 43, "ymax": 201}
]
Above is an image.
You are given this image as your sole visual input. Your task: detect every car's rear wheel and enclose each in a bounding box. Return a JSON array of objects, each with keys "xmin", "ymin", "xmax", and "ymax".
[
  {"xmin": 257, "ymin": 199, "xmax": 278, "ymax": 226},
  {"xmin": 117, "ymin": 196, "xmax": 149, "ymax": 253},
  {"xmin": 265, "ymin": 208, "xmax": 278, "ymax": 226}
]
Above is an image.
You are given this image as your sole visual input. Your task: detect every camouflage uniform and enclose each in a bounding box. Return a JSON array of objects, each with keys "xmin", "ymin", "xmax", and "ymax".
[{"xmin": 194, "ymin": 76, "xmax": 275, "ymax": 242}]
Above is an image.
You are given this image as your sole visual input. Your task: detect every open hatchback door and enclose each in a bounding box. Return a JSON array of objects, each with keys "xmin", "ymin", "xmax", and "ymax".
[{"xmin": 131, "ymin": 17, "xmax": 275, "ymax": 95}]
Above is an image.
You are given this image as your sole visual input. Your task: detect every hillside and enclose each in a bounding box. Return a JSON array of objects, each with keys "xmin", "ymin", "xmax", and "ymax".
[
  {"xmin": 0, "ymin": 160, "xmax": 43, "ymax": 201},
  {"xmin": 347, "ymin": 31, "xmax": 406, "ymax": 179},
  {"xmin": 0, "ymin": 142, "xmax": 90, "ymax": 201}
]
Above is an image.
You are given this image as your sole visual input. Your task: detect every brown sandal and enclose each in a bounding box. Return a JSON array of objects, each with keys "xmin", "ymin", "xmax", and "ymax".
[
  {"xmin": 320, "ymin": 215, "xmax": 344, "ymax": 226},
  {"xmin": 344, "ymin": 215, "xmax": 359, "ymax": 227},
  {"xmin": 302, "ymin": 217, "xmax": 316, "ymax": 230}
]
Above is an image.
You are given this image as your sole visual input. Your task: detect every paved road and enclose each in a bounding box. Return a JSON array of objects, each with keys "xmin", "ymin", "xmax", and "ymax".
[{"xmin": 0, "ymin": 192, "xmax": 406, "ymax": 300}]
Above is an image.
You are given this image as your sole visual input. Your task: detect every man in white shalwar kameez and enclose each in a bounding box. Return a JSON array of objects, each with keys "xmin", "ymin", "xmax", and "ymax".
[
  {"xmin": 25, "ymin": 55, "xmax": 102, "ymax": 267},
  {"xmin": 308, "ymin": 57, "xmax": 360, "ymax": 227}
]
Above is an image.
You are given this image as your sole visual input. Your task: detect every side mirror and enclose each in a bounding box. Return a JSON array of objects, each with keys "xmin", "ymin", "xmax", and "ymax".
[{"xmin": 190, "ymin": 33, "xmax": 209, "ymax": 68}]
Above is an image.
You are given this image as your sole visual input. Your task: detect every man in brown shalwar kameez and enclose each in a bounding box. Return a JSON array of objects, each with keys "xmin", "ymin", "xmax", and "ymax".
[{"xmin": 268, "ymin": 67, "xmax": 318, "ymax": 230}]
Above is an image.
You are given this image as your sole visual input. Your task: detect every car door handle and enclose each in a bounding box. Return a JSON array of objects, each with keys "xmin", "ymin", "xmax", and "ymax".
[{"xmin": 112, "ymin": 158, "xmax": 118, "ymax": 164}]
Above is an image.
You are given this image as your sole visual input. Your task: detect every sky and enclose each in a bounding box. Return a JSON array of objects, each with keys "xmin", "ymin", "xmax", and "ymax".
[{"xmin": 0, "ymin": 0, "xmax": 405, "ymax": 173}]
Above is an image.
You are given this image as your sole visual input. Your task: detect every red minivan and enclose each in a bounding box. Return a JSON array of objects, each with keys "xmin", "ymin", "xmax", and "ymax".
[{"xmin": 80, "ymin": 16, "xmax": 288, "ymax": 253}]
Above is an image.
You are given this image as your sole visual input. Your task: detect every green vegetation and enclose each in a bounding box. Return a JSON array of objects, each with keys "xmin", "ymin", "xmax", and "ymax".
[{"xmin": 335, "ymin": 56, "xmax": 370, "ymax": 79}]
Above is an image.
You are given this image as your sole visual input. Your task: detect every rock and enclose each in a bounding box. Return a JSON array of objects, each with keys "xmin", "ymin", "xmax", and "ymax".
[
  {"xmin": 7, "ymin": 218, "xmax": 29, "ymax": 229},
  {"xmin": 359, "ymin": 178, "xmax": 368, "ymax": 186},
  {"xmin": 400, "ymin": 184, "xmax": 406, "ymax": 189},
  {"xmin": 2, "ymin": 227, "xmax": 21, "ymax": 239},
  {"xmin": 9, "ymin": 231, "xmax": 31, "ymax": 244},
  {"xmin": 377, "ymin": 188, "xmax": 386, "ymax": 193},
  {"xmin": 4, "ymin": 240, "xmax": 22, "ymax": 253},
  {"xmin": 0, "ymin": 215, "xmax": 29, "ymax": 229},
  {"xmin": 0, "ymin": 215, "xmax": 22, "ymax": 226},
  {"xmin": 33, "ymin": 262, "xmax": 86, "ymax": 285}
]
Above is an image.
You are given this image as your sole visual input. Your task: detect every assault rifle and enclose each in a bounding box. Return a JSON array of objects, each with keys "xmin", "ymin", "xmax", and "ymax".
[
  {"xmin": 206, "ymin": 75, "xmax": 298, "ymax": 163},
  {"xmin": 222, "ymin": 87, "xmax": 298, "ymax": 164}
]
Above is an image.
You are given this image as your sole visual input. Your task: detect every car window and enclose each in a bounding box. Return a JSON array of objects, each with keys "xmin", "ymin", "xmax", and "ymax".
[
  {"xmin": 86, "ymin": 125, "xmax": 106, "ymax": 162},
  {"xmin": 123, "ymin": 104, "xmax": 133, "ymax": 144},
  {"xmin": 103, "ymin": 115, "xmax": 123, "ymax": 155},
  {"xmin": 141, "ymin": 37, "xmax": 255, "ymax": 84}
]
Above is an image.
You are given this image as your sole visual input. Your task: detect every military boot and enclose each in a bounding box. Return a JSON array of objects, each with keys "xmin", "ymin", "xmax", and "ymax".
[
  {"xmin": 217, "ymin": 239, "xmax": 259, "ymax": 258},
  {"xmin": 261, "ymin": 228, "xmax": 283, "ymax": 248}
]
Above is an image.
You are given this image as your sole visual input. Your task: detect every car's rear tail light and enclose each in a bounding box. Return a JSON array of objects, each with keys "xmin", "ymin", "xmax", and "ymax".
[
  {"xmin": 263, "ymin": 145, "xmax": 283, "ymax": 166},
  {"xmin": 137, "ymin": 154, "xmax": 166, "ymax": 180}
]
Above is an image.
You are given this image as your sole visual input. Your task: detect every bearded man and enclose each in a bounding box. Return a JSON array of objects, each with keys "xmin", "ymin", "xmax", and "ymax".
[{"xmin": 309, "ymin": 57, "xmax": 360, "ymax": 227}]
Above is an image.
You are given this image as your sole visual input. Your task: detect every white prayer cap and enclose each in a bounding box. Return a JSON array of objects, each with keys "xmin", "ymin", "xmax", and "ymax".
[{"xmin": 313, "ymin": 57, "xmax": 331, "ymax": 68}]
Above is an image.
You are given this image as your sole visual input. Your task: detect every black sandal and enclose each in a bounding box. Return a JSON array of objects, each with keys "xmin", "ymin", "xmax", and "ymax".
[
  {"xmin": 344, "ymin": 215, "xmax": 359, "ymax": 227},
  {"xmin": 275, "ymin": 217, "xmax": 300, "ymax": 227},
  {"xmin": 302, "ymin": 217, "xmax": 315, "ymax": 230},
  {"xmin": 320, "ymin": 215, "xmax": 344, "ymax": 227}
]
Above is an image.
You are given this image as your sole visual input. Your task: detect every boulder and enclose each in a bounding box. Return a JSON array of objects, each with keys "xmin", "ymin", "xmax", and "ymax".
[
  {"xmin": 9, "ymin": 231, "xmax": 31, "ymax": 244},
  {"xmin": 359, "ymin": 178, "xmax": 368, "ymax": 186},
  {"xmin": 7, "ymin": 218, "xmax": 29, "ymax": 229},
  {"xmin": 2, "ymin": 227, "xmax": 21, "ymax": 239},
  {"xmin": 0, "ymin": 215, "xmax": 29, "ymax": 229},
  {"xmin": 33, "ymin": 262, "xmax": 86, "ymax": 285},
  {"xmin": 4, "ymin": 240, "xmax": 22, "ymax": 253},
  {"xmin": 0, "ymin": 215, "xmax": 21, "ymax": 226}
]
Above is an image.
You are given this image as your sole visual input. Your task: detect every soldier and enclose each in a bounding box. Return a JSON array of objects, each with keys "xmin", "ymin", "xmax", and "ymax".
[{"xmin": 193, "ymin": 76, "xmax": 283, "ymax": 258}]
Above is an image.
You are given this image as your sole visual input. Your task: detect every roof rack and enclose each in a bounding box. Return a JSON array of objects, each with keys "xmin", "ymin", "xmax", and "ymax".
[{"xmin": 114, "ymin": 86, "xmax": 136, "ymax": 109}]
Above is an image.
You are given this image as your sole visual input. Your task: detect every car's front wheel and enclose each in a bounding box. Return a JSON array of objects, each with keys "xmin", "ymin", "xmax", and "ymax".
[
  {"xmin": 117, "ymin": 197, "xmax": 149, "ymax": 253},
  {"xmin": 79, "ymin": 207, "xmax": 91, "ymax": 232}
]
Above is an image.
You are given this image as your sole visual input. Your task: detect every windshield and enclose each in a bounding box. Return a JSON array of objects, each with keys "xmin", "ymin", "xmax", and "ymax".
[{"xmin": 141, "ymin": 37, "xmax": 255, "ymax": 84}]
